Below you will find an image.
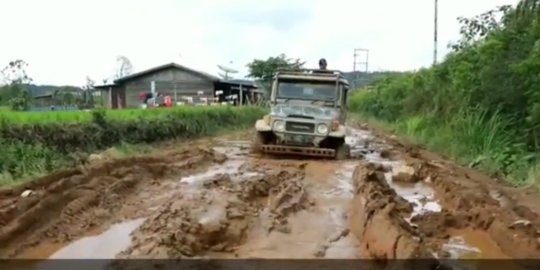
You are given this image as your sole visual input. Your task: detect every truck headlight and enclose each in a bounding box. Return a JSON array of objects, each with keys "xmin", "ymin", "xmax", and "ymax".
[
  {"xmin": 316, "ymin": 124, "xmax": 329, "ymax": 134},
  {"xmin": 273, "ymin": 120, "xmax": 285, "ymax": 131}
]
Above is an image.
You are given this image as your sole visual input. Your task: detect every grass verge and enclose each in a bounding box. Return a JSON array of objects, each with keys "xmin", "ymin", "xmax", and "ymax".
[
  {"xmin": 351, "ymin": 110, "xmax": 539, "ymax": 189},
  {"xmin": 0, "ymin": 106, "xmax": 266, "ymax": 187}
]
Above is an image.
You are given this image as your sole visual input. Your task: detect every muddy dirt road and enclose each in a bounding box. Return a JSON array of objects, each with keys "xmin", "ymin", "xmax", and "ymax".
[{"xmin": 1, "ymin": 124, "xmax": 540, "ymax": 268}]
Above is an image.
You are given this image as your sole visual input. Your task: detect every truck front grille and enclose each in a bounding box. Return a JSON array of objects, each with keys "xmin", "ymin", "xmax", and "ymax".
[{"xmin": 285, "ymin": 121, "xmax": 315, "ymax": 133}]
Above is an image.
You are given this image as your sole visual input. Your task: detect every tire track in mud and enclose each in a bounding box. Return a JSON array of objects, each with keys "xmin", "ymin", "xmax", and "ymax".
[
  {"xmin": 0, "ymin": 146, "xmax": 228, "ymax": 258},
  {"xmin": 115, "ymin": 144, "xmax": 362, "ymax": 259},
  {"xmin": 2, "ymin": 127, "xmax": 540, "ymax": 269}
]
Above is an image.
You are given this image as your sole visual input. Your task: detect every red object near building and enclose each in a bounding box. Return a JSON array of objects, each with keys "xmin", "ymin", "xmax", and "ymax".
[
  {"xmin": 164, "ymin": 95, "xmax": 172, "ymax": 107},
  {"xmin": 139, "ymin": 92, "xmax": 147, "ymax": 101}
]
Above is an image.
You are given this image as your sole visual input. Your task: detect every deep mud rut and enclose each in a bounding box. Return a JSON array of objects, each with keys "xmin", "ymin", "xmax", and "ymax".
[{"xmin": 2, "ymin": 125, "xmax": 540, "ymax": 269}]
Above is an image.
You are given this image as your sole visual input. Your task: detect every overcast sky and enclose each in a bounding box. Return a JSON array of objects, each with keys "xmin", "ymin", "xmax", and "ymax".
[{"xmin": 0, "ymin": 0, "xmax": 519, "ymax": 86}]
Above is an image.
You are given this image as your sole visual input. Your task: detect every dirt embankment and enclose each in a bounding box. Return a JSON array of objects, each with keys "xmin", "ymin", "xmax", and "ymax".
[
  {"xmin": 1, "ymin": 126, "xmax": 540, "ymax": 269},
  {"xmin": 351, "ymin": 165, "xmax": 428, "ymax": 259},
  {"xmin": 348, "ymin": 124, "xmax": 540, "ymax": 269}
]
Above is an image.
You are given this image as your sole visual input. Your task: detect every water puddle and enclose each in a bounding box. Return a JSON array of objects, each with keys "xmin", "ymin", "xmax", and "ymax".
[
  {"xmin": 350, "ymin": 128, "xmax": 442, "ymax": 221},
  {"xmin": 15, "ymin": 218, "xmax": 145, "ymax": 262},
  {"xmin": 442, "ymin": 235, "xmax": 482, "ymax": 259},
  {"xmin": 442, "ymin": 228, "xmax": 509, "ymax": 259},
  {"xmin": 49, "ymin": 218, "xmax": 145, "ymax": 259},
  {"xmin": 324, "ymin": 233, "xmax": 359, "ymax": 258},
  {"xmin": 387, "ymin": 176, "xmax": 442, "ymax": 220},
  {"xmin": 319, "ymin": 162, "xmax": 361, "ymax": 258},
  {"xmin": 489, "ymin": 189, "xmax": 511, "ymax": 208},
  {"xmin": 177, "ymin": 141, "xmax": 251, "ymax": 189},
  {"xmin": 213, "ymin": 140, "xmax": 251, "ymax": 157},
  {"xmin": 323, "ymin": 162, "xmax": 356, "ymax": 199},
  {"xmin": 198, "ymin": 196, "xmax": 228, "ymax": 229},
  {"xmin": 179, "ymin": 159, "xmax": 244, "ymax": 187},
  {"xmin": 227, "ymin": 140, "xmax": 252, "ymax": 147},
  {"xmin": 15, "ymin": 242, "xmax": 67, "ymax": 259},
  {"xmin": 348, "ymin": 127, "xmax": 513, "ymax": 264},
  {"xmin": 235, "ymin": 208, "xmax": 358, "ymax": 259},
  {"xmin": 229, "ymin": 161, "xmax": 360, "ymax": 259},
  {"xmin": 437, "ymin": 229, "xmax": 514, "ymax": 270}
]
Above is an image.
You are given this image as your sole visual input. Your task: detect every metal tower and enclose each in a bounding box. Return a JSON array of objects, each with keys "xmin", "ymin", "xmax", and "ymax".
[{"xmin": 353, "ymin": 48, "xmax": 369, "ymax": 89}]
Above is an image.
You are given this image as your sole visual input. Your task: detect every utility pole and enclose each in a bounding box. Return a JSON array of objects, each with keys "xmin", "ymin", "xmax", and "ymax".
[
  {"xmin": 433, "ymin": 0, "xmax": 438, "ymax": 65},
  {"xmin": 353, "ymin": 48, "xmax": 369, "ymax": 89}
]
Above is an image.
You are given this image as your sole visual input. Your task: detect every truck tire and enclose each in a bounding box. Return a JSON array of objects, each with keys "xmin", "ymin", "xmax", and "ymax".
[
  {"xmin": 251, "ymin": 132, "xmax": 265, "ymax": 154},
  {"xmin": 335, "ymin": 142, "xmax": 350, "ymax": 160}
]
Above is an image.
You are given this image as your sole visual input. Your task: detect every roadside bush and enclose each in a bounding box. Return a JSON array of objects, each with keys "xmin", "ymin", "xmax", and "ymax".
[{"xmin": 348, "ymin": 0, "xmax": 540, "ymax": 186}]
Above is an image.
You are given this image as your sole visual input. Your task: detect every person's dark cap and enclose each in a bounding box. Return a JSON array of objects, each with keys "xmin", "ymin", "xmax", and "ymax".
[{"xmin": 319, "ymin": 58, "xmax": 327, "ymax": 65}]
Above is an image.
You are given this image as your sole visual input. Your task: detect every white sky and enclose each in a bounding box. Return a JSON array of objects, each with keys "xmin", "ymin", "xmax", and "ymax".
[{"xmin": 0, "ymin": 0, "xmax": 519, "ymax": 86}]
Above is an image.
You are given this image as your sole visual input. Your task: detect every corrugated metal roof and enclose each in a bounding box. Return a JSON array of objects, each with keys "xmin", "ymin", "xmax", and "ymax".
[
  {"xmin": 113, "ymin": 62, "xmax": 221, "ymax": 84},
  {"xmin": 220, "ymin": 79, "xmax": 257, "ymax": 87},
  {"xmin": 94, "ymin": 83, "xmax": 116, "ymax": 89},
  {"xmin": 33, "ymin": 93, "xmax": 54, "ymax": 98}
]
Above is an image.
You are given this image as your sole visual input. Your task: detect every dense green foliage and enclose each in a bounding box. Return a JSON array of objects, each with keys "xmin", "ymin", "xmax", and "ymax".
[
  {"xmin": 0, "ymin": 106, "xmax": 265, "ymax": 185},
  {"xmin": 349, "ymin": 1, "xmax": 540, "ymax": 186},
  {"xmin": 246, "ymin": 54, "xmax": 305, "ymax": 82},
  {"xmin": 246, "ymin": 54, "xmax": 306, "ymax": 96}
]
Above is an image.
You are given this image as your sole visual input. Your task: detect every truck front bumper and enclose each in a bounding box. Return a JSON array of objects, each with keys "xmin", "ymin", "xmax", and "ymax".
[
  {"xmin": 260, "ymin": 144, "xmax": 335, "ymax": 158},
  {"xmin": 273, "ymin": 132, "xmax": 325, "ymax": 147}
]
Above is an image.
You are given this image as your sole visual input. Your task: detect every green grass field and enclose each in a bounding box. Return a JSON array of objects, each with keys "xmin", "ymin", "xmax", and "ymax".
[
  {"xmin": 0, "ymin": 106, "xmax": 267, "ymax": 187},
  {"xmin": 0, "ymin": 106, "xmax": 263, "ymax": 125}
]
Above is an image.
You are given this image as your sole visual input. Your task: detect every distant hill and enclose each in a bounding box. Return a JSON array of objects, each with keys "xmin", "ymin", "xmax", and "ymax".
[
  {"xmin": 22, "ymin": 84, "xmax": 84, "ymax": 97},
  {"xmin": 342, "ymin": 71, "xmax": 405, "ymax": 90},
  {"xmin": 251, "ymin": 71, "xmax": 406, "ymax": 98},
  {"xmin": 0, "ymin": 84, "xmax": 85, "ymax": 108}
]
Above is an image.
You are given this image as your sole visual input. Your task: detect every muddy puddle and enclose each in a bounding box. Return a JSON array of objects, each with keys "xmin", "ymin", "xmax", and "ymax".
[
  {"xmin": 349, "ymin": 129, "xmax": 443, "ymax": 217},
  {"xmin": 15, "ymin": 132, "xmax": 366, "ymax": 260},
  {"xmin": 50, "ymin": 218, "xmax": 145, "ymax": 259},
  {"xmin": 3, "ymin": 126, "xmax": 532, "ymax": 264},
  {"xmin": 226, "ymin": 160, "xmax": 360, "ymax": 259},
  {"xmin": 443, "ymin": 228, "xmax": 509, "ymax": 259},
  {"xmin": 347, "ymin": 128, "xmax": 508, "ymax": 260}
]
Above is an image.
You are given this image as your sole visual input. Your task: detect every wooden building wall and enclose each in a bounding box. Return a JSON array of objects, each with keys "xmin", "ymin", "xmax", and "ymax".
[{"xmin": 123, "ymin": 68, "xmax": 214, "ymax": 108}]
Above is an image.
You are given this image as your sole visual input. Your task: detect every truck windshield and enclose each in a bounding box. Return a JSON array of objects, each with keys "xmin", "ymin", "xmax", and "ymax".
[{"xmin": 277, "ymin": 80, "xmax": 337, "ymax": 101}]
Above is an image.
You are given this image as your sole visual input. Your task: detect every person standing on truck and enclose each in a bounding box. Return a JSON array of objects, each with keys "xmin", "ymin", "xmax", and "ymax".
[{"xmin": 319, "ymin": 58, "xmax": 327, "ymax": 70}]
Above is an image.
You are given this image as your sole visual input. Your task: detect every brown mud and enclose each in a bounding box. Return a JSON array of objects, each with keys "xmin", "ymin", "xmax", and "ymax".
[{"xmin": 1, "ymin": 125, "xmax": 540, "ymax": 269}]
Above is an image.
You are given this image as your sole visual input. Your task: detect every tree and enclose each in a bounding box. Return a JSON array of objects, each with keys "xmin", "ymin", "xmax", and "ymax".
[
  {"xmin": 115, "ymin": 56, "xmax": 133, "ymax": 79},
  {"xmin": 80, "ymin": 76, "xmax": 96, "ymax": 108},
  {"xmin": 8, "ymin": 91, "xmax": 31, "ymax": 111},
  {"xmin": 246, "ymin": 54, "xmax": 305, "ymax": 96},
  {"xmin": 1, "ymin": 59, "xmax": 32, "ymax": 85},
  {"xmin": 85, "ymin": 76, "xmax": 95, "ymax": 89},
  {"xmin": 450, "ymin": 5, "xmax": 512, "ymax": 52},
  {"xmin": 246, "ymin": 54, "xmax": 305, "ymax": 82},
  {"xmin": 0, "ymin": 60, "xmax": 33, "ymax": 110}
]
